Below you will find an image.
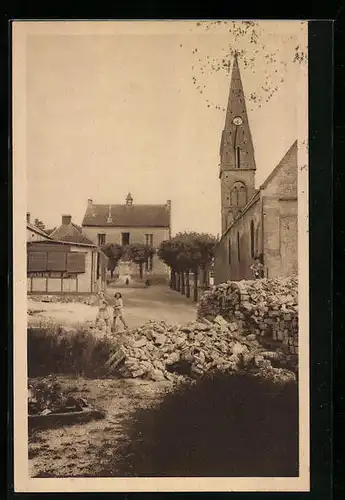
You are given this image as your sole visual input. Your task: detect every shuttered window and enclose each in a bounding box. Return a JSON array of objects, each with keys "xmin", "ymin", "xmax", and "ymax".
[
  {"xmin": 28, "ymin": 251, "xmax": 47, "ymax": 272},
  {"xmin": 67, "ymin": 252, "xmax": 86, "ymax": 273},
  {"xmin": 47, "ymin": 251, "xmax": 67, "ymax": 271}
]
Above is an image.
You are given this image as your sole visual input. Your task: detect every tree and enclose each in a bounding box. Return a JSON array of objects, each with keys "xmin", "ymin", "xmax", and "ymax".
[
  {"xmin": 128, "ymin": 243, "xmax": 156, "ymax": 279},
  {"xmin": 187, "ymin": 20, "xmax": 307, "ymax": 113},
  {"xmin": 34, "ymin": 218, "xmax": 46, "ymax": 231},
  {"xmin": 101, "ymin": 243, "xmax": 124, "ymax": 279},
  {"xmin": 158, "ymin": 232, "xmax": 218, "ymax": 301},
  {"xmin": 157, "ymin": 240, "xmax": 179, "ymax": 290}
]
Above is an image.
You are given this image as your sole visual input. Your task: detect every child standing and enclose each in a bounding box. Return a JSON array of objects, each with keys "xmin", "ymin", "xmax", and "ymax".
[
  {"xmin": 96, "ymin": 292, "xmax": 110, "ymax": 332},
  {"xmin": 112, "ymin": 292, "xmax": 128, "ymax": 332}
]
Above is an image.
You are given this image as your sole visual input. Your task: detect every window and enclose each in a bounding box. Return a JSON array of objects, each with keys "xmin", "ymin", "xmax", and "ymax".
[
  {"xmin": 237, "ymin": 232, "xmax": 241, "ymax": 262},
  {"xmin": 98, "ymin": 233, "xmax": 106, "ymax": 246},
  {"xmin": 230, "ymin": 182, "xmax": 246, "ymax": 207},
  {"xmin": 236, "ymin": 146, "xmax": 241, "ymax": 168},
  {"xmin": 228, "ymin": 240, "xmax": 232, "ymax": 265},
  {"xmin": 250, "ymin": 220, "xmax": 255, "ymax": 259},
  {"xmin": 145, "ymin": 234, "xmax": 153, "ymax": 246},
  {"xmin": 67, "ymin": 253, "xmax": 86, "ymax": 273},
  {"xmin": 121, "ymin": 232, "xmax": 130, "ymax": 245}
]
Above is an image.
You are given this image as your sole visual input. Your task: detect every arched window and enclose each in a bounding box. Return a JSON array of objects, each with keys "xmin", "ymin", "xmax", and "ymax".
[
  {"xmin": 230, "ymin": 182, "xmax": 247, "ymax": 207},
  {"xmin": 237, "ymin": 232, "xmax": 241, "ymax": 262},
  {"xmin": 239, "ymin": 185, "xmax": 246, "ymax": 206},
  {"xmin": 250, "ymin": 220, "xmax": 255, "ymax": 258},
  {"xmin": 236, "ymin": 147, "xmax": 241, "ymax": 168}
]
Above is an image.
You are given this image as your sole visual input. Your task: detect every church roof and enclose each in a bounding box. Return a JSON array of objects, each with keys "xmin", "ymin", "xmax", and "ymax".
[
  {"xmin": 260, "ymin": 141, "xmax": 298, "ymax": 190},
  {"xmin": 50, "ymin": 222, "xmax": 95, "ymax": 245},
  {"xmin": 82, "ymin": 203, "xmax": 170, "ymax": 228}
]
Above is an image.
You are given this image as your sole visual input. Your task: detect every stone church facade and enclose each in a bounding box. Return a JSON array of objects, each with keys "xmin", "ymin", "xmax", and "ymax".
[
  {"xmin": 81, "ymin": 193, "xmax": 171, "ymax": 279},
  {"xmin": 214, "ymin": 55, "xmax": 298, "ymax": 284}
]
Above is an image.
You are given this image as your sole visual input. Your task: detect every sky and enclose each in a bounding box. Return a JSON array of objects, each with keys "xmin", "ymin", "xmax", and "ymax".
[{"xmin": 23, "ymin": 20, "xmax": 307, "ymax": 236}]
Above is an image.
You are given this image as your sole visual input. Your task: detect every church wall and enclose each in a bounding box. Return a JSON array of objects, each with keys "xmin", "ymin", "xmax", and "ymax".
[
  {"xmin": 261, "ymin": 145, "xmax": 298, "ymax": 278},
  {"xmin": 215, "ymin": 197, "xmax": 262, "ymax": 284}
]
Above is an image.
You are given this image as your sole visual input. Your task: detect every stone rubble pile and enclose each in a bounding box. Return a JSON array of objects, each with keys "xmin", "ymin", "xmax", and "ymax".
[
  {"xmin": 106, "ymin": 316, "xmax": 297, "ymax": 384},
  {"xmin": 197, "ymin": 277, "xmax": 298, "ymax": 358}
]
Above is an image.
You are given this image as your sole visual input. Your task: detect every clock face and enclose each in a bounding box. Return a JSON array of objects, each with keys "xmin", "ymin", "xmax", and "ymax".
[{"xmin": 233, "ymin": 116, "xmax": 243, "ymax": 126}]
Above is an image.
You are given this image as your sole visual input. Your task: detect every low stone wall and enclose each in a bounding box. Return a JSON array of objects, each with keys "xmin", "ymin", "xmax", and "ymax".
[
  {"xmin": 28, "ymin": 294, "xmax": 98, "ymax": 305},
  {"xmin": 197, "ymin": 277, "xmax": 298, "ymax": 369}
]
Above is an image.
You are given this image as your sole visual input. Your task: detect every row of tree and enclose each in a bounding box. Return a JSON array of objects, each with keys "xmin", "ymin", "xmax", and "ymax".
[
  {"xmin": 158, "ymin": 232, "xmax": 218, "ymax": 302},
  {"xmin": 101, "ymin": 232, "xmax": 218, "ymax": 301}
]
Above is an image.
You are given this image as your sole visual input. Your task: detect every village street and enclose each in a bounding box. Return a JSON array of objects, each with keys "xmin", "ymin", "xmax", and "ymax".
[{"xmin": 28, "ymin": 285, "xmax": 197, "ymax": 330}]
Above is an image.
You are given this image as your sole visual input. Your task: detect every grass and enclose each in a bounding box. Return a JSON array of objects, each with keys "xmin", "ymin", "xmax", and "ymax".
[
  {"xmin": 97, "ymin": 372, "xmax": 299, "ymax": 477},
  {"xmin": 28, "ymin": 326, "xmax": 118, "ymax": 378}
]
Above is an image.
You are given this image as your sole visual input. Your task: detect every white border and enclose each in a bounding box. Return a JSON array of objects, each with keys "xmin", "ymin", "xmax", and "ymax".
[{"xmin": 13, "ymin": 20, "xmax": 309, "ymax": 492}]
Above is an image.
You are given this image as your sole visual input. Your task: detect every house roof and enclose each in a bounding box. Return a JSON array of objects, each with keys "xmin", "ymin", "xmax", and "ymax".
[
  {"xmin": 27, "ymin": 223, "xmax": 52, "ymax": 238},
  {"xmin": 82, "ymin": 204, "xmax": 170, "ymax": 228},
  {"xmin": 50, "ymin": 222, "xmax": 95, "ymax": 245},
  {"xmin": 27, "ymin": 239, "xmax": 108, "ymax": 259}
]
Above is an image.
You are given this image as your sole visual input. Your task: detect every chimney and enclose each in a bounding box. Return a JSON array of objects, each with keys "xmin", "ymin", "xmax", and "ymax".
[
  {"xmin": 26, "ymin": 212, "xmax": 31, "ymax": 224},
  {"xmin": 166, "ymin": 200, "xmax": 171, "ymax": 211},
  {"xmin": 62, "ymin": 215, "xmax": 72, "ymax": 225},
  {"xmin": 88, "ymin": 198, "xmax": 93, "ymax": 205}
]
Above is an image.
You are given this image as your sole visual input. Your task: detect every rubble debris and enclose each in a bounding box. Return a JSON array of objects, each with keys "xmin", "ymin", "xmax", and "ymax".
[
  {"xmin": 105, "ymin": 316, "xmax": 297, "ymax": 384},
  {"xmin": 197, "ymin": 277, "xmax": 298, "ymax": 358}
]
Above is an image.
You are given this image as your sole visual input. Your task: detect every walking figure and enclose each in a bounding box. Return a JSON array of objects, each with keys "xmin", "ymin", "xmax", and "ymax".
[
  {"xmin": 95, "ymin": 291, "xmax": 110, "ymax": 332},
  {"xmin": 112, "ymin": 292, "xmax": 128, "ymax": 332}
]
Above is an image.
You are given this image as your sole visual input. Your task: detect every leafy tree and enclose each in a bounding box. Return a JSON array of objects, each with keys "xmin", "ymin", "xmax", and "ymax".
[
  {"xmin": 101, "ymin": 243, "xmax": 124, "ymax": 278},
  {"xmin": 158, "ymin": 232, "xmax": 218, "ymax": 301},
  {"xmin": 127, "ymin": 243, "xmax": 156, "ymax": 279},
  {"xmin": 188, "ymin": 20, "xmax": 307, "ymax": 113},
  {"xmin": 34, "ymin": 218, "xmax": 46, "ymax": 231}
]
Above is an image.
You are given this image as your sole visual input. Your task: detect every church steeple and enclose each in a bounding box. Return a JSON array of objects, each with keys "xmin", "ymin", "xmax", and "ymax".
[
  {"xmin": 220, "ymin": 53, "xmax": 256, "ymax": 173},
  {"xmin": 219, "ymin": 54, "xmax": 257, "ymax": 234}
]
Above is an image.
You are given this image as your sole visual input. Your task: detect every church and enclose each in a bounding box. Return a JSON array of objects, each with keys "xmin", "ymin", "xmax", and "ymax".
[{"xmin": 214, "ymin": 54, "xmax": 298, "ymax": 285}]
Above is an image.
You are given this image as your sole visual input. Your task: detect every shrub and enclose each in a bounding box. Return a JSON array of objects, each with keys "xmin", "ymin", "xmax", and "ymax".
[
  {"xmin": 99, "ymin": 372, "xmax": 298, "ymax": 477},
  {"xmin": 28, "ymin": 326, "xmax": 116, "ymax": 378}
]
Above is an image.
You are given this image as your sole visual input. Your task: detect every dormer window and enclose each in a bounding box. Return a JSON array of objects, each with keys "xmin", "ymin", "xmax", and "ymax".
[{"xmin": 106, "ymin": 205, "xmax": 113, "ymax": 224}]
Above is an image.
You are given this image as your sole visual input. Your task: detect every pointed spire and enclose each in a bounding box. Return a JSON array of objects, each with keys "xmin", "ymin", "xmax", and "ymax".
[{"xmin": 220, "ymin": 55, "xmax": 256, "ymax": 172}]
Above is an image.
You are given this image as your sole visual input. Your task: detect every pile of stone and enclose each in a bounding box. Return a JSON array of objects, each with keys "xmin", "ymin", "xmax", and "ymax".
[
  {"xmin": 106, "ymin": 316, "xmax": 297, "ymax": 384},
  {"xmin": 197, "ymin": 277, "xmax": 298, "ymax": 358}
]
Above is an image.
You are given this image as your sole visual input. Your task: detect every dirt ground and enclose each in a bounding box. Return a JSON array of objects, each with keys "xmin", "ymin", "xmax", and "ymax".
[
  {"xmin": 28, "ymin": 285, "xmax": 197, "ymax": 331},
  {"xmin": 28, "ymin": 376, "xmax": 172, "ymax": 477}
]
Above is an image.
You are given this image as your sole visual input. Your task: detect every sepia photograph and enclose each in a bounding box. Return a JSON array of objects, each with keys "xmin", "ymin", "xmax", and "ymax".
[{"xmin": 13, "ymin": 19, "xmax": 309, "ymax": 492}]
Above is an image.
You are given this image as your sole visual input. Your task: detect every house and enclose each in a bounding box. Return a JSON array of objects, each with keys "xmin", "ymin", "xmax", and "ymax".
[
  {"xmin": 27, "ymin": 215, "xmax": 108, "ymax": 294},
  {"xmin": 214, "ymin": 54, "xmax": 298, "ymax": 284},
  {"xmin": 26, "ymin": 213, "xmax": 51, "ymax": 242},
  {"xmin": 81, "ymin": 193, "xmax": 171, "ymax": 279}
]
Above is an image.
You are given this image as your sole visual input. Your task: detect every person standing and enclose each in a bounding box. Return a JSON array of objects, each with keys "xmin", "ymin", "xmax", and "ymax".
[
  {"xmin": 112, "ymin": 292, "xmax": 128, "ymax": 332},
  {"xmin": 95, "ymin": 291, "xmax": 110, "ymax": 332}
]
